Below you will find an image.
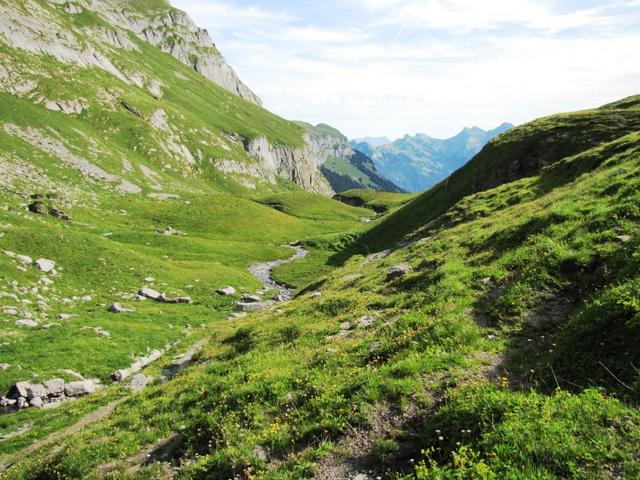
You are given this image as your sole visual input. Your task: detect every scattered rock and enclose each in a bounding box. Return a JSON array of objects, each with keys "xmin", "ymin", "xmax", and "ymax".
[
  {"xmin": 241, "ymin": 294, "xmax": 261, "ymax": 303},
  {"xmin": 386, "ymin": 264, "xmax": 413, "ymax": 281},
  {"xmin": 235, "ymin": 302, "xmax": 271, "ymax": 313},
  {"xmin": 129, "ymin": 374, "xmax": 153, "ymax": 393},
  {"xmin": 358, "ymin": 316, "xmax": 375, "ymax": 329},
  {"xmin": 0, "ymin": 397, "xmax": 16, "ymax": 407},
  {"xmin": 340, "ymin": 321, "xmax": 353, "ymax": 331},
  {"xmin": 108, "ymin": 302, "xmax": 134, "ymax": 313},
  {"xmin": 308, "ymin": 291, "xmax": 322, "ymax": 298},
  {"xmin": 158, "ymin": 294, "xmax": 192, "ymax": 304},
  {"xmin": 49, "ymin": 208, "xmax": 71, "ymax": 221},
  {"xmin": 16, "ymin": 255, "xmax": 33, "ymax": 265},
  {"xmin": 144, "ymin": 276, "xmax": 155, "ymax": 283},
  {"xmin": 112, "ymin": 349, "xmax": 163, "ymax": 381},
  {"xmin": 154, "ymin": 226, "xmax": 186, "ymax": 236},
  {"xmin": 15, "ymin": 319, "xmax": 38, "ymax": 328},
  {"xmin": 228, "ymin": 312, "xmax": 247, "ymax": 320},
  {"xmin": 64, "ymin": 380, "xmax": 97, "ymax": 397},
  {"xmin": 29, "ymin": 397, "xmax": 44, "ymax": 408},
  {"xmin": 16, "ymin": 397, "xmax": 28, "ymax": 409},
  {"xmin": 28, "ymin": 201, "xmax": 47, "ymax": 215},
  {"xmin": 34, "ymin": 258, "xmax": 55, "ymax": 273},
  {"xmin": 216, "ymin": 286, "xmax": 236, "ymax": 296},
  {"xmin": 25, "ymin": 383, "xmax": 47, "ymax": 400},
  {"xmin": 138, "ymin": 286, "xmax": 162, "ymax": 301},
  {"xmin": 0, "ymin": 364, "xmax": 10, "ymax": 370},
  {"xmin": 43, "ymin": 379, "xmax": 65, "ymax": 396},
  {"xmin": 57, "ymin": 313, "xmax": 76, "ymax": 321}
]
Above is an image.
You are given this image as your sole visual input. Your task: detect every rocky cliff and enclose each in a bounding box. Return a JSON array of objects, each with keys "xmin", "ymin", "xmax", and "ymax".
[
  {"xmin": 0, "ymin": 0, "xmax": 333, "ymax": 196},
  {"xmin": 88, "ymin": 0, "xmax": 262, "ymax": 105},
  {"xmin": 296, "ymin": 122, "xmax": 403, "ymax": 193}
]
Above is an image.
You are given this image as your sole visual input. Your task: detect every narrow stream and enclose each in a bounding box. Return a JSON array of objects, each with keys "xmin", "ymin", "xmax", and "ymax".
[{"xmin": 248, "ymin": 244, "xmax": 308, "ymax": 301}]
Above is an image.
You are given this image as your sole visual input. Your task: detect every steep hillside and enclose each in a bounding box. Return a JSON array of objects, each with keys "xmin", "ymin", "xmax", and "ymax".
[
  {"xmin": 297, "ymin": 122, "xmax": 404, "ymax": 193},
  {"xmin": 355, "ymin": 99, "xmax": 640, "ymax": 251},
  {"xmin": 358, "ymin": 123, "xmax": 513, "ymax": 192},
  {"xmin": 0, "ymin": 0, "xmax": 333, "ymax": 196},
  {"xmin": 3, "ymin": 98, "xmax": 639, "ymax": 479}
]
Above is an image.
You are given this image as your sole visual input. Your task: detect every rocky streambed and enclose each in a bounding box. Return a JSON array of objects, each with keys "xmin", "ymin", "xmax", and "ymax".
[{"xmin": 248, "ymin": 244, "xmax": 308, "ymax": 301}]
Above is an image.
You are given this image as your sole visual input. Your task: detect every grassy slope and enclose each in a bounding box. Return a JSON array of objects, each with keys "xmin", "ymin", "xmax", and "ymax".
[
  {"xmin": 0, "ymin": 0, "xmax": 309, "ymax": 199},
  {"xmin": 353, "ymin": 100, "xmax": 640, "ymax": 252},
  {"xmin": 4, "ymin": 100, "xmax": 639, "ymax": 479}
]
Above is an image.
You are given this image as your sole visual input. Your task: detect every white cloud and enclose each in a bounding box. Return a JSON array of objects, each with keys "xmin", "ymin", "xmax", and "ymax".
[{"xmin": 171, "ymin": 0, "xmax": 640, "ymax": 139}]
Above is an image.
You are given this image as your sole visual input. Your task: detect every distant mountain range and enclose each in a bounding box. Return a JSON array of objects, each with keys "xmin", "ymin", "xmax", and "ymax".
[{"xmin": 350, "ymin": 123, "xmax": 514, "ymax": 192}]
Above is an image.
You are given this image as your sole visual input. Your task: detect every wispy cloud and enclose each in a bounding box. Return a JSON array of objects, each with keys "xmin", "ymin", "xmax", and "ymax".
[{"xmin": 171, "ymin": 0, "xmax": 640, "ymax": 139}]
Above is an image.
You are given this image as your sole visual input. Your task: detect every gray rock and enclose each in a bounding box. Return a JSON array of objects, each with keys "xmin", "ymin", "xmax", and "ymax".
[
  {"xmin": 43, "ymin": 379, "xmax": 65, "ymax": 396},
  {"xmin": 241, "ymin": 294, "xmax": 261, "ymax": 303},
  {"xmin": 158, "ymin": 294, "xmax": 192, "ymax": 304},
  {"xmin": 57, "ymin": 313, "xmax": 76, "ymax": 321},
  {"xmin": 308, "ymin": 291, "xmax": 322, "ymax": 298},
  {"xmin": 29, "ymin": 397, "xmax": 44, "ymax": 408},
  {"xmin": 15, "ymin": 319, "xmax": 38, "ymax": 328},
  {"xmin": 16, "ymin": 254, "xmax": 33, "ymax": 265},
  {"xmin": 0, "ymin": 397, "xmax": 16, "ymax": 407},
  {"xmin": 129, "ymin": 374, "xmax": 153, "ymax": 392},
  {"xmin": 138, "ymin": 286, "xmax": 162, "ymax": 300},
  {"xmin": 64, "ymin": 380, "xmax": 96, "ymax": 397},
  {"xmin": 216, "ymin": 286, "xmax": 236, "ymax": 296},
  {"xmin": 340, "ymin": 321, "xmax": 353, "ymax": 331},
  {"xmin": 386, "ymin": 264, "xmax": 413, "ymax": 281},
  {"xmin": 25, "ymin": 383, "xmax": 47, "ymax": 400},
  {"xmin": 34, "ymin": 258, "xmax": 55, "ymax": 273},
  {"xmin": 16, "ymin": 397, "xmax": 28, "ymax": 409},
  {"xmin": 108, "ymin": 302, "xmax": 133, "ymax": 313},
  {"xmin": 358, "ymin": 316, "xmax": 375, "ymax": 329},
  {"xmin": 235, "ymin": 302, "xmax": 270, "ymax": 313},
  {"xmin": 13, "ymin": 382, "xmax": 30, "ymax": 398}
]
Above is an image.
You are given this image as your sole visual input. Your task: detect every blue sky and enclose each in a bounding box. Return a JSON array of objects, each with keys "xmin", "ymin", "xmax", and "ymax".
[{"xmin": 171, "ymin": 0, "xmax": 640, "ymax": 140}]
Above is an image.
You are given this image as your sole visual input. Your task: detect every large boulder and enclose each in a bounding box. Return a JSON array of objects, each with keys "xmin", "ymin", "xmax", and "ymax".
[
  {"xmin": 138, "ymin": 286, "xmax": 162, "ymax": 300},
  {"xmin": 216, "ymin": 286, "xmax": 236, "ymax": 296},
  {"xmin": 64, "ymin": 380, "xmax": 96, "ymax": 397},
  {"xmin": 34, "ymin": 258, "xmax": 55, "ymax": 273},
  {"xmin": 25, "ymin": 383, "xmax": 47, "ymax": 400},
  {"xmin": 43, "ymin": 379, "xmax": 65, "ymax": 396}
]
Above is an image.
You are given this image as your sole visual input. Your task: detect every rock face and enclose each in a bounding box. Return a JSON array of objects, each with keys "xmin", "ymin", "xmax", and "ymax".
[
  {"xmin": 90, "ymin": 2, "xmax": 261, "ymax": 105},
  {"xmin": 242, "ymin": 136, "xmax": 334, "ymax": 196},
  {"xmin": 296, "ymin": 122, "xmax": 403, "ymax": 194}
]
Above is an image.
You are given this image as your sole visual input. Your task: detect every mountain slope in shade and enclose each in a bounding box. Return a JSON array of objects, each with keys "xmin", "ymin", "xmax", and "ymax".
[{"xmin": 362, "ymin": 123, "xmax": 513, "ymax": 192}]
